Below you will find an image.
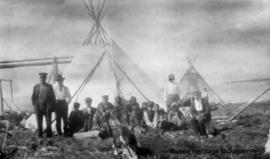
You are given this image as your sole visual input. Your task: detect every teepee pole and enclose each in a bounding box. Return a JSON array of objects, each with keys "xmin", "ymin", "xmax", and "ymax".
[
  {"xmin": 110, "ymin": 60, "xmax": 121, "ymax": 96},
  {"xmin": 106, "ymin": 52, "xmax": 150, "ymax": 101},
  {"xmin": 227, "ymin": 87, "xmax": 270, "ymax": 122},
  {"xmin": 0, "ymin": 80, "xmax": 4, "ymax": 115},
  {"xmin": 70, "ymin": 52, "xmax": 106, "ymax": 101},
  {"xmin": 9, "ymin": 80, "xmax": 13, "ymax": 102}
]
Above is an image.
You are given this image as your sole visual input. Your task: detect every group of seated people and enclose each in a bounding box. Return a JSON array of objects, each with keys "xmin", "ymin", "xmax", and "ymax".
[{"xmin": 68, "ymin": 91, "xmax": 216, "ymax": 139}]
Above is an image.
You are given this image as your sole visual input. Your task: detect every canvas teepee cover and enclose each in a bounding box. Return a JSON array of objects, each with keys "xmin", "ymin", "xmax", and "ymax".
[
  {"xmin": 63, "ymin": 0, "xmax": 165, "ymax": 110},
  {"xmin": 178, "ymin": 57, "xmax": 225, "ymax": 105}
]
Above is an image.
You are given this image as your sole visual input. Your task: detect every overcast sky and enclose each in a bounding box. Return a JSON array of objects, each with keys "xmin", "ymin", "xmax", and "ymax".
[{"xmin": 0, "ymin": 0, "xmax": 270, "ymax": 100}]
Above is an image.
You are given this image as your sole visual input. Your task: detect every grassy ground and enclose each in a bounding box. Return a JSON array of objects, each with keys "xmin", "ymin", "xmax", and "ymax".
[{"xmin": 1, "ymin": 102, "xmax": 270, "ymax": 159}]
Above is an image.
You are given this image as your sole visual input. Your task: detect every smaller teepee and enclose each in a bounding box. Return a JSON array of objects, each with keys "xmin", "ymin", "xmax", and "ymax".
[{"xmin": 178, "ymin": 57, "xmax": 225, "ymax": 105}]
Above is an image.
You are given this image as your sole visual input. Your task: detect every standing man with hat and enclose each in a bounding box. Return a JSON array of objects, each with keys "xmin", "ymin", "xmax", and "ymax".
[
  {"xmin": 164, "ymin": 74, "xmax": 180, "ymax": 110},
  {"xmin": 31, "ymin": 72, "xmax": 56, "ymax": 138},
  {"xmin": 54, "ymin": 74, "xmax": 71, "ymax": 137}
]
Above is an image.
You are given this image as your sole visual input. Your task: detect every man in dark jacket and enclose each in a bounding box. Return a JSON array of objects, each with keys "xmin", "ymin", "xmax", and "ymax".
[
  {"xmin": 31, "ymin": 72, "xmax": 55, "ymax": 138},
  {"xmin": 190, "ymin": 91, "xmax": 214, "ymax": 137},
  {"xmin": 69, "ymin": 102, "xmax": 84, "ymax": 136}
]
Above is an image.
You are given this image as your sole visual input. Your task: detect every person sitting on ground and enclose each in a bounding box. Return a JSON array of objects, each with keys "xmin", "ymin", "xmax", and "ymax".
[
  {"xmin": 114, "ymin": 96, "xmax": 129, "ymax": 125},
  {"xmin": 167, "ymin": 103, "xmax": 185, "ymax": 130},
  {"xmin": 151, "ymin": 104, "xmax": 168, "ymax": 132},
  {"xmin": 143, "ymin": 101, "xmax": 157, "ymax": 129},
  {"xmin": 98, "ymin": 95, "xmax": 114, "ymax": 113},
  {"xmin": 141, "ymin": 102, "xmax": 147, "ymax": 112},
  {"xmin": 93, "ymin": 104, "xmax": 112, "ymax": 139},
  {"xmin": 190, "ymin": 91, "xmax": 215, "ymax": 138},
  {"xmin": 127, "ymin": 96, "xmax": 140, "ymax": 113},
  {"xmin": 94, "ymin": 95, "xmax": 113, "ymax": 131},
  {"xmin": 140, "ymin": 102, "xmax": 147, "ymax": 121},
  {"xmin": 81, "ymin": 97, "xmax": 97, "ymax": 131},
  {"xmin": 109, "ymin": 109, "xmax": 121, "ymax": 129},
  {"xmin": 153, "ymin": 104, "xmax": 161, "ymax": 127},
  {"xmin": 157, "ymin": 108, "xmax": 170, "ymax": 131},
  {"xmin": 68, "ymin": 102, "xmax": 84, "ymax": 136},
  {"xmin": 93, "ymin": 104, "xmax": 110, "ymax": 130},
  {"xmin": 129, "ymin": 103, "xmax": 142, "ymax": 129}
]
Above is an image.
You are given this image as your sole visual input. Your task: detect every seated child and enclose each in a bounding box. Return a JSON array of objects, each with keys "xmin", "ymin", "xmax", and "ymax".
[
  {"xmin": 109, "ymin": 109, "xmax": 121, "ymax": 129},
  {"xmin": 167, "ymin": 103, "xmax": 185, "ymax": 130},
  {"xmin": 143, "ymin": 101, "xmax": 156, "ymax": 129},
  {"xmin": 68, "ymin": 102, "xmax": 84, "ymax": 136}
]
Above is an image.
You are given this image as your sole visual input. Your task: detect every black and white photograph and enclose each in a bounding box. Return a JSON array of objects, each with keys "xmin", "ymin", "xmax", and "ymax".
[{"xmin": 0, "ymin": 0, "xmax": 270, "ymax": 158}]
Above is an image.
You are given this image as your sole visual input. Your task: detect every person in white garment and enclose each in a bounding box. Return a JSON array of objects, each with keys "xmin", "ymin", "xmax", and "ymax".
[
  {"xmin": 54, "ymin": 74, "xmax": 71, "ymax": 137},
  {"xmin": 81, "ymin": 97, "xmax": 97, "ymax": 131},
  {"xmin": 164, "ymin": 74, "xmax": 180, "ymax": 110}
]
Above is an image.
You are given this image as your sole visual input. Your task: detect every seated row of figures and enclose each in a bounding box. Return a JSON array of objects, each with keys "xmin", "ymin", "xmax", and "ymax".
[
  {"xmin": 68, "ymin": 90, "xmax": 216, "ymax": 139},
  {"xmin": 31, "ymin": 72, "xmax": 215, "ymax": 138}
]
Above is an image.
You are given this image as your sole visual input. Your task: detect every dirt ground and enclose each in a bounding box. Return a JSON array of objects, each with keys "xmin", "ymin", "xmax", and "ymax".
[{"xmin": 1, "ymin": 102, "xmax": 270, "ymax": 159}]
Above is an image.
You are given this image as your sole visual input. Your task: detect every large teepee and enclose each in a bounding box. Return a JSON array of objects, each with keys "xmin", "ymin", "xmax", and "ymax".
[
  {"xmin": 178, "ymin": 57, "xmax": 225, "ymax": 105},
  {"xmin": 63, "ymin": 0, "xmax": 165, "ymax": 109}
]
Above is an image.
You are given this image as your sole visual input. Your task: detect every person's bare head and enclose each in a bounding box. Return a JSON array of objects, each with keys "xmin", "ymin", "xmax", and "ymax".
[
  {"xmin": 168, "ymin": 74, "xmax": 175, "ymax": 82},
  {"xmin": 193, "ymin": 91, "xmax": 202, "ymax": 100},
  {"xmin": 142, "ymin": 102, "xmax": 147, "ymax": 109},
  {"xmin": 153, "ymin": 104, "xmax": 160, "ymax": 111},
  {"xmin": 73, "ymin": 102, "xmax": 80, "ymax": 111},
  {"xmin": 129, "ymin": 96, "xmax": 137, "ymax": 104},
  {"xmin": 102, "ymin": 95, "xmax": 109, "ymax": 104},
  {"xmin": 114, "ymin": 96, "xmax": 121, "ymax": 104},
  {"xmin": 56, "ymin": 80, "xmax": 64, "ymax": 87},
  {"xmin": 85, "ymin": 97, "xmax": 92, "ymax": 107},
  {"xmin": 171, "ymin": 103, "xmax": 178, "ymax": 111},
  {"xmin": 147, "ymin": 101, "xmax": 154, "ymax": 111}
]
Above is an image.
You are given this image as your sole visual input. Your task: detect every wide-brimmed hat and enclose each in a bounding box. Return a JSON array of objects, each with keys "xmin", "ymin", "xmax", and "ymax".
[{"xmin": 56, "ymin": 74, "xmax": 65, "ymax": 81}]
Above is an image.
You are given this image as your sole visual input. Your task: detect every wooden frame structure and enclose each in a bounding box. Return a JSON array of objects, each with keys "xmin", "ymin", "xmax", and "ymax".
[{"xmin": 0, "ymin": 56, "xmax": 73, "ymax": 114}]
